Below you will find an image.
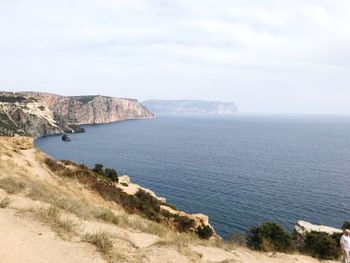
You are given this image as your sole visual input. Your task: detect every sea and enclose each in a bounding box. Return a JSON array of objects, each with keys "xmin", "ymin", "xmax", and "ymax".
[{"xmin": 35, "ymin": 115, "xmax": 350, "ymax": 239}]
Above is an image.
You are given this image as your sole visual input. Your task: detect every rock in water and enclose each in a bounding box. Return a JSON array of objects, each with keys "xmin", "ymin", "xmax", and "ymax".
[{"xmin": 61, "ymin": 134, "xmax": 71, "ymax": 141}]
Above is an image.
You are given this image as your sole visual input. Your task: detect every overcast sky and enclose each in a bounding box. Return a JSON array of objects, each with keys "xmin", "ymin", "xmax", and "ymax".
[{"xmin": 1, "ymin": 0, "xmax": 350, "ymax": 114}]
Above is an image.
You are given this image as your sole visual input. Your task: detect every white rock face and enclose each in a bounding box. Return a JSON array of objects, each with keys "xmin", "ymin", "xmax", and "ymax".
[
  {"xmin": 295, "ymin": 220, "xmax": 342, "ymax": 236},
  {"xmin": 294, "ymin": 220, "xmax": 342, "ymax": 246}
]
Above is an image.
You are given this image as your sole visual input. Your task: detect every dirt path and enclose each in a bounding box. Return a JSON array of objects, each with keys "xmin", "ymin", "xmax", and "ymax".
[{"xmin": 0, "ymin": 209, "xmax": 106, "ymax": 263}]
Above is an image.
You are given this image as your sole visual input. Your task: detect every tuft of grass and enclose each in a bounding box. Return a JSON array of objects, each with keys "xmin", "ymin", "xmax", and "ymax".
[
  {"xmin": 95, "ymin": 209, "xmax": 119, "ymax": 225},
  {"xmin": 0, "ymin": 197, "xmax": 11, "ymax": 208},
  {"xmin": 0, "ymin": 177, "xmax": 26, "ymax": 194},
  {"xmin": 33, "ymin": 206, "xmax": 79, "ymax": 240},
  {"xmin": 83, "ymin": 232, "xmax": 114, "ymax": 255}
]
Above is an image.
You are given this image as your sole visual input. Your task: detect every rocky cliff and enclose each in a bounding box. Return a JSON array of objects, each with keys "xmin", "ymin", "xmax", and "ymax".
[
  {"xmin": 143, "ymin": 100, "xmax": 238, "ymax": 115},
  {"xmin": 0, "ymin": 92, "xmax": 154, "ymax": 137}
]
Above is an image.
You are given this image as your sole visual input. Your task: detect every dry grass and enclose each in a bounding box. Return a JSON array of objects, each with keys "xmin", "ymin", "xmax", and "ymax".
[
  {"xmin": 0, "ymin": 177, "xmax": 26, "ymax": 194},
  {"xmin": 0, "ymin": 196, "xmax": 11, "ymax": 208},
  {"xmin": 95, "ymin": 208, "xmax": 120, "ymax": 225},
  {"xmin": 83, "ymin": 231, "xmax": 115, "ymax": 255},
  {"xmin": 32, "ymin": 206, "xmax": 79, "ymax": 240}
]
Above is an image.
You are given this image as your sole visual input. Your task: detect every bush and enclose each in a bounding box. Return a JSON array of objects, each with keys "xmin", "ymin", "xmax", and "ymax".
[
  {"xmin": 105, "ymin": 168, "xmax": 118, "ymax": 182},
  {"xmin": 247, "ymin": 222, "xmax": 295, "ymax": 252},
  {"xmin": 175, "ymin": 215, "xmax": 195, "ymax": 232},
  {"xmin": 92, "ymin": 164, "xmax": 118, "ymax": 182},
  {"xmin": 342, "ymin": 221, "xmax": 350, "ymax": 231},
  {"xmin": 0, "ymin": 95, "xmax": 27, "ymax": 103},
  {"xmin": 303, "ymin": 231, "xmax": 340, "ymax": 260},
  {"xmin": 134, "ymin": 189, "xmax": 161, "ymax": 222},
  {"xmin": 92, "ymin": 163, "xmax": 105, "ymax": 176},
  {"xmin": 196, "ymin": 224, "xmax": 214, "ymax": 239}
]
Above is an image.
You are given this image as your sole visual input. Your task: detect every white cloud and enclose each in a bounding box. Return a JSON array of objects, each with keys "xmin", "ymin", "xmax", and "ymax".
[{"xmin": 0, "ymin": 0, "xmax": 349, "ymax": 113}]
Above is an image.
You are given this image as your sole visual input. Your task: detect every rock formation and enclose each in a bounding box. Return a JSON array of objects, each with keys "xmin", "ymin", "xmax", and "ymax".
[
  {"xmin": 0, "ymin": 92, "xmax": 154, "ymax": 137},
  {"xmin": 143, "ymin": 100, "xmax": 238, "ymax": 115},
  {"xmin": 293, "ymin": 220, "xmax": 342, "ymax": 246}
]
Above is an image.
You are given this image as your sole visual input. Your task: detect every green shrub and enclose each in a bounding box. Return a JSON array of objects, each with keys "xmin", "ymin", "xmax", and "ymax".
[
  {"xmin": 303, "ymin": 231, "xmax": 340, "ymax": 260},
  {"xmin": 92, "ymin": 163, "xmax": 105, "ymax": 176},
  {"xmin": 92, "ymin": 164, "xmax": 118, "ymax": 182},
  {"xmin": 247, "ymin": 222, "xmax": 295, "ymax": 252},
  {"xmin": 342, "ymin": 221, "xmax": 350, "ymax": 231},
  {"xmin": 175, "ymin": 215, "xmax": 195, "ymax": 232},
  {"xmin": 105, "ymin": 168, "xmax": 118, "ymax": 182},
  {"xmin": 0, "ymin": 95, "xmax": 27, "ymax": 103},
  {"xmin": 38, "ymin": 106, "xmax": 45, "ymax": 111},
  {"xmin": 196, "ymin": 224, "xmax": 214, "ymax": 239},
  {"xmin": 134, "ymin": 189, "xmax": 161, "ymax": 222}
]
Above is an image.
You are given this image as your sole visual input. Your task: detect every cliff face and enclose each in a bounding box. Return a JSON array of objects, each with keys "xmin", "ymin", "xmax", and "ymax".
[
  {"xmin": 52, "ymin": 96, "xmax": 153, "ymax": 125},
  {"xmin": 143, "ymin": 100, "xmax": 238, "ymax": 115},
  {"xmin": 0, "ymin": 92, "xmax": 154, "ymax": 137}
]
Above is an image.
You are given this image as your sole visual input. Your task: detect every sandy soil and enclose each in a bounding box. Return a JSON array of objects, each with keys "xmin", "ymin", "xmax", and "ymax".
[{"xmin": 0, "ymin": 209, "xmax": 105, "ymax": 263}]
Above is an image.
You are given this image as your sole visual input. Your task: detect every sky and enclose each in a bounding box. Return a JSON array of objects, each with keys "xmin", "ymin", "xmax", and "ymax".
[{"xmin": 0, "ymin": 0, "xmax": 350, "ymax": 114}]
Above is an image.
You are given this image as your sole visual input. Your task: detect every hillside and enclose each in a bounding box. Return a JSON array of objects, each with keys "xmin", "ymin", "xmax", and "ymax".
[
  {"xmin": 0, "ymin": 136, "xmax": 337, "ymax": 263},
  {"xmin": 143, "ymin": 100, "xmax": 238, "ymax": 115},
  {"xmin": 0, "ymin": 92, "xmax": 154, "ymax": 137}
]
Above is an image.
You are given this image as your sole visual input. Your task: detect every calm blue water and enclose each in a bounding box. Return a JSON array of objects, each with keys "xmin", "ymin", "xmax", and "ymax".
[{"xmin": 35, "ymin": 115, "xmax": 350, "ymax": 238}]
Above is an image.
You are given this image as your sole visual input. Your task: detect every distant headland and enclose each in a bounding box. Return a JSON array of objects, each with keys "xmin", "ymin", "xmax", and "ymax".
[{"xmin": 143, "ymin": 99, "xmax": 238, "ymax": 115}]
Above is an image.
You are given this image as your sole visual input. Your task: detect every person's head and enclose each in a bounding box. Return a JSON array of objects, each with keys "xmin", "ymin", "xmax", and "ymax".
[{"xmin": 344, "ymin": 229, "xmax": 350, "ymax": 236}]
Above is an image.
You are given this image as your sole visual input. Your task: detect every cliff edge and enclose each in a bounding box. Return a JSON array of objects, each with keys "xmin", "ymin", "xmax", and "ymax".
[{"xmin": 0, "ymin": 92, "xmax": 154, "ymax": 137}]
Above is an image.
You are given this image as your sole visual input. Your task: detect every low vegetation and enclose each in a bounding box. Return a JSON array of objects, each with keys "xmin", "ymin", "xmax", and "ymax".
[
  {"xmin": 92, "ymin": 163, "xmax": 118, "ymax": 182},
  {"xmin": 43, "ymin": 157, "xmax": 214, "ymax": 239},
  {"xmin": 239, "ymin": 220, "xmax": 346, "ymax": 260},
  {"xmin": 0, "ymin": 113, "xmax": 21, "ymax": 136},
  {"xmin": 302, "ymin": 231, "xmax": 340, "ymax": 260},
  {"xmin": 342, "ymin": 221, "xmax": 350, "ymax": 230},
  {"xmin": 0, "ymin": 95, "xmax": 27, "ymax": 103},
  {"xmin": 174, "ymin": 214, "xmax": 196, "ymax": 232},
  {"xmin": 247, "ymin": 222, "xmax": 295, "ymax": 252},
  {"xmin": 228, "ymin": 232, "xmax": 247, "ymax": 247},
  {"xmin": 0, "ymin": 197, "xmax": 11, "ymax": 208},
  {"xmin": 32, "ymin": 206, "xmax": 79, "ymax": 240},
  {"xmin": 197, "ymin": 224, "xmax": 214, "ymax": 239},
  {"xmin": 70, "ymin": 95, "xmax": 96, "ymax": 104},
  {"xmin": 83, "ymin": 232, "xmax": 114, "ymax": 255},
  {"xmin": 0, "ymin": 177, "xmax": 26, "ymax": 194}
]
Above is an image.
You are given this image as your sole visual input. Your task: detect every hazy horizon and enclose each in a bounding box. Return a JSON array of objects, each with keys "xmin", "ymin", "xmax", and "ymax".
[{"xmin": 1, "ymin": 0, "xmax": 350, "ymax": 114}]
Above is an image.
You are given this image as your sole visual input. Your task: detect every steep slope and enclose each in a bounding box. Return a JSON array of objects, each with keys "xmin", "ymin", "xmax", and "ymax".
[
  {"xmin": 0, "ymin": 92, "xmax": 154, "ymax": 137},
  {"xmin": 143, "ymin": 100, "xmax": 238, "ymax": 115},
  {"xmin": 0, "ymin": 136, "xmax": 337, "ymax": 263}
]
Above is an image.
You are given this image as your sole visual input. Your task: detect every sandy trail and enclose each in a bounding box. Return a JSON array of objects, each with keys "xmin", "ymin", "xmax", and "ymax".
[{"xmin": 0, "ymin": 209, "xmax": 105, "ymax": 263}]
